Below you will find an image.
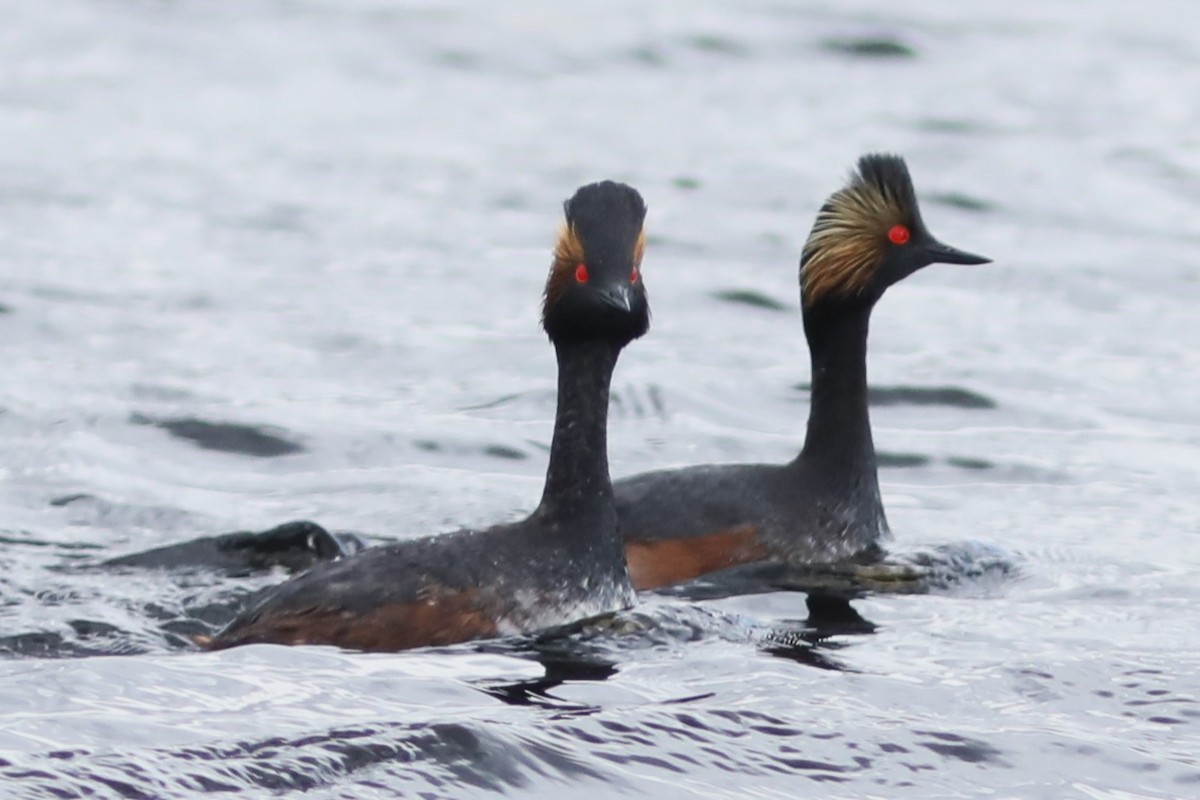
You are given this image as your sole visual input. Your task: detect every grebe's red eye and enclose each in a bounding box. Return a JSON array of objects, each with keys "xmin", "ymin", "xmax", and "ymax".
[
  {"xmin": 630, "ymin": 266, "xmax": 640, "ymax": 283},
  {"xmin": 574, "ymin": 263, "xmax": 589, "ymax": 283},
  {"xmin": 887, "ymin": 225, "xmax": 910, "ymax": 245}
]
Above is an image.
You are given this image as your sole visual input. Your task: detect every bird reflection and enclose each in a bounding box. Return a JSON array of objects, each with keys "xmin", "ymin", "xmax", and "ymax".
[
  {"xmin": 761, "ymin": 592, "xmax": 877, "ymax": 671},
  {"xmin": 474, "ymin": 630, "xmax": 619, "ymax": 712}
]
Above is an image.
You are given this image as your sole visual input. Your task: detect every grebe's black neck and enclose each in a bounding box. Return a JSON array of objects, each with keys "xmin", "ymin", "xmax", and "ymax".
[
  {"xmin": 796, "ymin": 299, "xmax": 880, "ymax": 505},
  {"xmin": 537, "ymin": 339, "xmax": 622, "ymax": 519}
]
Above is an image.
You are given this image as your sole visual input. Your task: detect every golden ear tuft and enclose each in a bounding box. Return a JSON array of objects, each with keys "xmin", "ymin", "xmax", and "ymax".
[
  {"xmin": 543, "ymin": 223, "xmax": 586, "ymax": 317},
  {"xmin": 553, "ymin": 222, "xmax": 586, "ymax": 268},
  {"xmin": 801, "ymin": 180, "xmax": 907, "ymax": 306}
]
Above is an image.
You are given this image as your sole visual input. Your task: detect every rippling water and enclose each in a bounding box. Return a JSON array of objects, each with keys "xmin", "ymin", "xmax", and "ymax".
[{"xmin": 2, "ymin": 0, "xmax": 1199, "ymax": 797}]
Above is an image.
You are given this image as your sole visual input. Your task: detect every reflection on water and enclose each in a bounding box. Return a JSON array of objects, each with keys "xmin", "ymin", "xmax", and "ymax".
[
  {"xmin": 128, "ymin": 414, "xmax": 307, "ymax": 458},
  {"xmin": 761, "ymin": 595, "xmax": 877, "ymax": 672}
]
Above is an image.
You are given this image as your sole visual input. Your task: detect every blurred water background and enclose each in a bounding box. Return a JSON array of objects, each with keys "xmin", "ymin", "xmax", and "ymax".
[{"xmin": 1, "ymin": 0, "xmax": 1198, "ymax": 797}]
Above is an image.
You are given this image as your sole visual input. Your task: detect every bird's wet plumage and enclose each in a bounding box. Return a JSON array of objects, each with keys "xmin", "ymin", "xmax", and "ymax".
[
  {"xmin": 206, "ymin": 180, "xmax": 651, "ymax": 652},
  {"xmin": 614, "ymin": 154, "xmax": 990, "ymax": 591}
]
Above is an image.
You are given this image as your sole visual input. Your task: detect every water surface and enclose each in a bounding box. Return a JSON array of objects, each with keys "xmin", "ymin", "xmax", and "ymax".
[{"xmin": 2, "ymin": 0, "xmax": 1199, "ymax": 797}]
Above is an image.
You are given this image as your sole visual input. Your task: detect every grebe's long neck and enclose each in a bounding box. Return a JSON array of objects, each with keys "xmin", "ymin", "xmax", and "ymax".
[
  {"xmin": 537, "ymin": 339, "xmax": 621, "ymax": 520},
  {"xmin": 796, "ymin": 301, "xmax": 884, "ymax": 520}
]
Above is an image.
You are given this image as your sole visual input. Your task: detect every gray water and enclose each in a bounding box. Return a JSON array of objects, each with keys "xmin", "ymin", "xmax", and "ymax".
[{"xmin": 2, "ymin": 0, "xmax": 1199, "ymax": 797}]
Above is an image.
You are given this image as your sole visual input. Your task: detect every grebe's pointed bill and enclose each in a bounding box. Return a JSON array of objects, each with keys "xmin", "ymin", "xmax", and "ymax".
[
  {"xmin": 924, "ymin": 238, "xmax": 991, "ymax": 266},
  {"xmin": 597, "ymin": 284, "xmax": 634, "ymax": 313}
]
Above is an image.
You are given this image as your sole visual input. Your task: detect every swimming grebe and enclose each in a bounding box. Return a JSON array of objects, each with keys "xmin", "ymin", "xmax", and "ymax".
[
  {"xmin": 118, "ymin": 156, "xmax": 986, "ymax": 602},
  {"xmin": 205, "ymin": 180, "xmax": 650, "ymax": 652},
  {"xmin": 103, "ymin": 520, "xmax": 365, "ymax": 575},
  {"xmin": 614, "ymin": 154, "xmax": 990, "ymax": 590}
]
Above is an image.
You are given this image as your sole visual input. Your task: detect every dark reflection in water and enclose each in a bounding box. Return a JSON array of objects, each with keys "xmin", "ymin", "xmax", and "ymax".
[
  {"xmin": 915, "ymin": 731, "xmax": 1008, "ymax": 766},
  {"xmin": 761, "ymin": 595, "xmax": 876, "ymax": 672},
  {"xmin": 129, "ymin": 414, "xmax": 306, "ymax": 458},
  {"xmin": 482, "ymin": 593, "xmax": 880, "ymax": 706},
  {"xmin": 821, "ymin": 36, "xmax": 917, "ymax": 60},
  {"xmin": 878, "ymin": 451, "xmax": 932, "ymax": 468},
  {"xmin": 476, "ymin": 642, "xmax": 620, "ymax": 711},
  {"xmin": 795, "ymin": 383, "xmax": 998, "ymax": 410},
  {"xmin": 711, "ymin": 288, "xmax": 790, "ymax": 311},
  {"xmin": 926, "ymin": 191, "xmax": 997, "ymax": 214}
]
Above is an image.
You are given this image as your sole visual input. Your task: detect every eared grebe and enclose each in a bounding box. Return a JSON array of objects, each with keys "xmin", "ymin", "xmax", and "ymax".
[
  {"xmin": 204, "ymin": 181, "xmax": 650, "ymax": 652},
  {"xmin": 102, "ymin": 520, "xmax": 365, "ymax": 575},
  {"xmin": 613, "ymin": 154, "xmax": 990, "ymax": 590}
]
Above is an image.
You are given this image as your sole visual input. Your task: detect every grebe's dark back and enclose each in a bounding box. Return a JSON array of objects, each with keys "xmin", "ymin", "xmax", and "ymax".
[
  {"xmin": 614, "ymin": 154, "xmax": 990, "ymax": 590},
  {"xmin": 206, "ymin": 180, "xmax": 650, "ymax": 652}
]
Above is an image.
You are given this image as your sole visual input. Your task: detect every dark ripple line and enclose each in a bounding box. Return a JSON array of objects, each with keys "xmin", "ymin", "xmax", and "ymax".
[{"xmin": 3, "ymin": 720, "xmax": 621, "ymax": 799}]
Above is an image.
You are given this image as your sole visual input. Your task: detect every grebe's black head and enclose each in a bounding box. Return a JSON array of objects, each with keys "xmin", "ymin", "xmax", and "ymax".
[
  {"xmin": 542, "ymin": 181, "xmax": 650, "ymax": 346},
  {"xmin": 800, "ymin": 154, "xmax": 989, "ymax": 309}
]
